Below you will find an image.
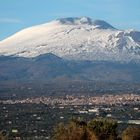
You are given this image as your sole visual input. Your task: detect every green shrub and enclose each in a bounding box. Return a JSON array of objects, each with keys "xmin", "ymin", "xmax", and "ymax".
[
  {"xmin": 52, "ymin": 118, "xmax": 118, "ymax": 140},
  {"xmin": 88, "ymin": 118, "xmax": 118, "ymax": 140},
  {"xmin": 52, "ymin": 120, "xmax": 97, "ymax": 140}
]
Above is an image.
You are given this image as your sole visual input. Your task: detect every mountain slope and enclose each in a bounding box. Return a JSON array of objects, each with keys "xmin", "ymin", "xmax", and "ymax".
[
  {"xmin": 0, "ymin": 54, "xmax": 140, "ymax": 83},
  {"xmin": 0, "ymin": 17, "xmax": 140, "ymax": 62}
]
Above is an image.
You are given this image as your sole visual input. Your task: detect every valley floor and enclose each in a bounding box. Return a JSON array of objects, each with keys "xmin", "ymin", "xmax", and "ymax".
[{"xmin": 0, "ymin": 94, "xmax": 140, "ymax": 139}]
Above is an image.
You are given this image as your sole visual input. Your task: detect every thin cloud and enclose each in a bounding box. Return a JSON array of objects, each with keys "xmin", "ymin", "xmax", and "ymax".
[
  {"xmin": 0, "ymin": 18, "xmax": 22, "ymax": 23},
  {"xmin": 47, "ymin": 12, "xmax": 80, "ymax": 17}
]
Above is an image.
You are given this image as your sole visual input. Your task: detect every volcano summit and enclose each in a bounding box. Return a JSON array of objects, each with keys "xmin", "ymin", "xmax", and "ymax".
[{"xmin": 0, "ymin": 17, "xmax": 140, "ymax": 62}]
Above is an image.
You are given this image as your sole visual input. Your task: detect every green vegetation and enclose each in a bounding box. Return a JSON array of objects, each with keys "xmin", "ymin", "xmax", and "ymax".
[
  {"xmin": 88, "ymin": 118, "xmax": 118, "ymax": 140},
  {"xmin": 52, "ymin": 118, "xmax": 140, "ymax": 140},
  {"xmin": 52, "ymin": 120, "xmax": 97, "ymax": 140}
]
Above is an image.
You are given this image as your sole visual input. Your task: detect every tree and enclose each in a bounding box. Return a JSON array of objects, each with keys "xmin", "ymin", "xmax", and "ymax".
[
  {"xmin": 52, "ymin": 120, "xmax": 97, "ymax": 140},
  {"xmin": 122, "ymin": 127, "xmax": 140, "ymax": 140},
  {"xmin": 0, "ymin": 131, "xmax": 7, "ymax": 140},
  {"xmin": 87, "ymin": 118, "xmax": 118, "ymax": 140}
]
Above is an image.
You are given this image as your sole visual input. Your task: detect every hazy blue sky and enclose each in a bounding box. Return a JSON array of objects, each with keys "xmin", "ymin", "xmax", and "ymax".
[{"xmin": 0, "ymin": 0, "xmax": 140, "ymax": 40}]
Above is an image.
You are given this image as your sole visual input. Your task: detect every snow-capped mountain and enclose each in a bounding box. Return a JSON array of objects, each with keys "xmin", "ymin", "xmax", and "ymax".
[{"xmin": 0, "ymin": 17, "xmax": 140, "ymax": 62}]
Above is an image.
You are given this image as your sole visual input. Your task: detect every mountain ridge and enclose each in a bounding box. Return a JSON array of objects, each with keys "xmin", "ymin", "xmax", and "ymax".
[{"xmin": 0, "ymin": 54, "xmax": 140, "ymax": 83}]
